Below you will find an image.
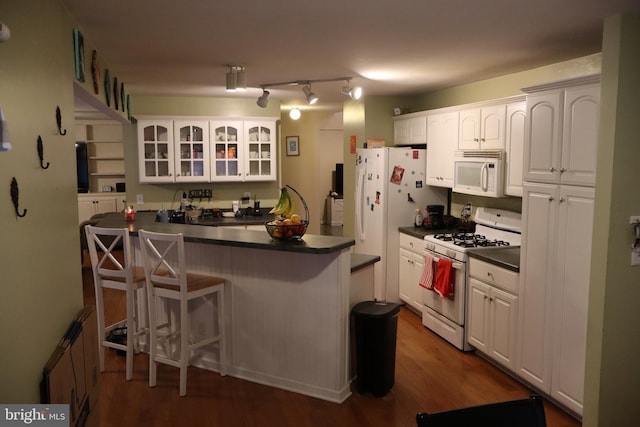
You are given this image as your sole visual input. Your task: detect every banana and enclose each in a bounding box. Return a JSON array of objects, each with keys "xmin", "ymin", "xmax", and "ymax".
[
  {"xmin": 284, "ymin": 194, "xmax": 296, "ymax": 219},
  {"xmin": 269, "ymin": 187, "xmax": 291, "ymax": 217}
]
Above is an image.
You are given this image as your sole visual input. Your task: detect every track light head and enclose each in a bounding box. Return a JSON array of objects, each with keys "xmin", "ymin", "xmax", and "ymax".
[
  {"xmin": 302, "ymin": 85, "xmax": 318, "ymax": 105},
  {"xmin": 256, "ymin": 89, "xmax": 270, "ymax": 108},
  {"xmin": 235, "ymin": 68, "xmax": 247, "ymax": 91},
  {"xmin": 341, "ymin": 80, "xmax": 363, "ymax": 100},
  {"xmin": 226, "ymin": 70, "xmax": 237, "ymax": 92}
]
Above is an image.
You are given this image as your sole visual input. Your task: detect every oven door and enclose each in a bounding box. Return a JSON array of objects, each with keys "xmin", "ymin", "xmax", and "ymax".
[{"xmin": 421, "ymin": 249, "xmax": 466, "ymax": 326}]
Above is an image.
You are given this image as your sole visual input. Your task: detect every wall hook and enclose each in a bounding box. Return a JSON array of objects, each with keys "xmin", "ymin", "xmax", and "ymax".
[
  {"xmin": 10, "ymin": 177, "xmax": 27, "ymax": 218},
  {"xmin": 37, "ymin": 135, "xmax": 49, "ymax": 169},
  {"xmin": 56, "ymin": 106, "xmax": 67, "ymax": 135}
]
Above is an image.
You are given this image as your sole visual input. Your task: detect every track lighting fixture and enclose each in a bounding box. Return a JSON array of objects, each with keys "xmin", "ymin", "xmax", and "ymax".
[
  {"xmin": 302, "ymin": 85, "xmax": 318, "ymax": 105},
  {"xmin": 226, "ymin": 65, "xmax": 246, "ymax": 92},
  {"xmin": 289, "ymin": 108, "xmax": 301, "ymax": 120},
  {"xmin": 341, "ymin": 80, "xmax": 363, "ymax": 100},
  {"xmin": 256, "ymin": 89, "xmax": 270, "ymax": 108},
  {"xmin": 255, "ymin": 76, "xmax": 363, "ymax": 106}
]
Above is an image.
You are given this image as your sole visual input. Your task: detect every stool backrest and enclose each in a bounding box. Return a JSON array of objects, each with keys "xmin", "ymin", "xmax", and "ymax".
[
  {"xmin": 138, "ymin": 229, "xmax": 187, "ymax": 294},
  {"xmin": 85, "ymin": 225, "xmax": 134, "ymax": 283}
]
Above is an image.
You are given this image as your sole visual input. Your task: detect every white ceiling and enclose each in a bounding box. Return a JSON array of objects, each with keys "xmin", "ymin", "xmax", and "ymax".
[{"xmin": 62, "ymin": 0, "xmax": 640, "ymax": 114}]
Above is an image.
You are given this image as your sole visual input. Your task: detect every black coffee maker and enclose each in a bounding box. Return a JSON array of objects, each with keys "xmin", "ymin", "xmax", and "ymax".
[{"xmin": 426, "ymin": 205, "xmax": 445, "ymax": 229}]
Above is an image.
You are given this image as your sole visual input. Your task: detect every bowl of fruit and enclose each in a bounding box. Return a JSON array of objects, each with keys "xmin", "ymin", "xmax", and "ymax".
[{"xmin": 265, "ymin": 185, "xmax": 309, "ymax": 241}]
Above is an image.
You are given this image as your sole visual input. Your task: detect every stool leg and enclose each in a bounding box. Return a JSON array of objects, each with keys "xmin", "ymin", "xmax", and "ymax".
[
  {"xmin": 125, "ymin": 286, "xmax": 135, "ymax": 381},
  {"xmin": 148, "ymin": 288, "xmax": 158, "ymax": 388},
  {"xmin": 95, "ymin": 285, "xmax": 106, "ymax": 373},
  {"xmin": 179, "ymin": 298, "xmax": 189, "ymax": 396}
]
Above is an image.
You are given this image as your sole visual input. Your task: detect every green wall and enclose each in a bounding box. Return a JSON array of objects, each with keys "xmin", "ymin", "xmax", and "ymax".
[{"xmin": 0, "ymin": 0, "xmax": 85, "ymax": 402}]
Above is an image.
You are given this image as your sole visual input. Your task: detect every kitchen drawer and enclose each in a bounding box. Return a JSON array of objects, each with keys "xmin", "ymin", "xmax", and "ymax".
[
  {"xmin": 469, "ymin": 257, "xmax": 519, "ymax": 294},
  {"xmin": 399, "ymin": 232, "xmax": 423, "ymax": 253}
]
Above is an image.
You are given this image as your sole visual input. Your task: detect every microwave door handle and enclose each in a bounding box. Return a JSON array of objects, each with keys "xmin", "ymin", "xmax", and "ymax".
[{"xmin": 481, "ymin": 162, "xmax": 489, "ymax": 192}]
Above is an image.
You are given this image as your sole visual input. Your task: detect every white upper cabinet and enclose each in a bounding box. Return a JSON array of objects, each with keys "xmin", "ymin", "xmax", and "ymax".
[
  {"xmin": 523, "ymin": 78, "xmax": 600, "ymax": 186},
  {"xmin": 458, "ymin": 104, "xmax": 506, "ymax": 150},
  {"xmin": 560, "ymin": 84, "xmax": 600, "ymax": 186},
  {"xmin": 138, "ymin": 120, "xmax": 175, "ymax": 183},
  {"xmin": 211, "ymin": 121, "xmax": 244, "ymax": 182},
  {"xmin": 426, "ymin": 111, "xmax": 458, "ymax": 188},
  {"xmin": 174, "ymin": 121, "xmax": 210, "ymax": 183},
  {"xmin": 138, "ymin": 117, "xmax": 277, "ymax": 183},
  {"xmin": 394, "ymin": 114, "xmax": 427, "ymax": 145},
  {"xmin": 504, "ymin": 101, "xmax": 526, "ymax": 196},
  {"xmin": 244, "ymin": 121, "xmax": 276, "ymax": 181}
]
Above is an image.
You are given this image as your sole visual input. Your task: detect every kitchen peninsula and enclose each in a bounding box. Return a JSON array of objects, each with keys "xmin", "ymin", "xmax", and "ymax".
[{"xmin": 94, "ymin": 212, "xmax": 372, "ymax": 403}]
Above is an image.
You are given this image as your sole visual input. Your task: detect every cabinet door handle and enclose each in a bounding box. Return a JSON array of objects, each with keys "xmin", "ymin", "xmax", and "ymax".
[
  {"xmin": 548, "ymin": 196, "xmax": 554, "ymax": 202},
  {"xmin": 560, "ymin": 167, "xmax": 566, "ymax": 173},
  {"xmin": 550, "ymin": 167, "xmax": 556, "ymax": 172},
  {"xmin": 559, "ymin": 197, "xmax": 565, "ymax": 203},
  {"xmin": 487, "ymin": 272, "xmax": 494, "ymax": 280}
]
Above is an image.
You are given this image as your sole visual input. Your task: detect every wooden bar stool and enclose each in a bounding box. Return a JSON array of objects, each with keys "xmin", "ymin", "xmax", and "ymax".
[
  {"xmin": 138, "ymin": 229, "xmax": 226, "ymax": 396},
  {"xmin": 85, "ymin": 225, "xmax": 147, "ymax": 381}
]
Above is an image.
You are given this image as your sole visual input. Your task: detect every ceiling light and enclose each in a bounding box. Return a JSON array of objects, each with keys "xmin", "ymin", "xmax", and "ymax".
[
  {"xmin": 235, "ymin": 67, "xmax": 247, "ymax": 92},
  {"xmin": 289, "ymin": 108, "xmax": 301, "ymax": 120},
  {"xmin": 256, "ymin": 90, "xmax": 270, "ymax": 108},
  {"xmin": 303, "ymin": 85, "xmax": 318, "ymax": 105},
  {"xmin": 341, "ymin": 80, "xmax": 363, "ymax": 100},
  {"xmin": 226, "ymin": 68, "xmax": 237, "ymax": 92}
]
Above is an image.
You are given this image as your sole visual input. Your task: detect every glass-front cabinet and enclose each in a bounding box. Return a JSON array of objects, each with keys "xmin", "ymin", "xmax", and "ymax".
[
  {"xmin": 244, "ymin": 121, "xmax": 276, "ymax": 181},
  {"xmin": 210, "ymin": 121, "xmax": 243, "ymax": 182},
  {"xmin": 174, "ymin": 121, "xmax": 210, "ymax": 182},
  {"xmin": 138, "ymin": 120, "xmax": 175, "ymax": 183},
  {"xmin": 137, "ymin": 118, "xmax": 277, "ymax": 183}
]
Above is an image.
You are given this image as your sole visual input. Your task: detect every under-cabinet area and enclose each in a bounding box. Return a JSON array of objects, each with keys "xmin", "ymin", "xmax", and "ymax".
[{"xmin": 137, "ymin": 117, "xmax": 278, "ymax": 183}]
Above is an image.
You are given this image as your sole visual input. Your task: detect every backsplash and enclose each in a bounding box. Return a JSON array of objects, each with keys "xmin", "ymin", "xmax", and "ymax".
[{"xmin": 450, "ymin": 193, "xmax": 522, "ymax": 220}]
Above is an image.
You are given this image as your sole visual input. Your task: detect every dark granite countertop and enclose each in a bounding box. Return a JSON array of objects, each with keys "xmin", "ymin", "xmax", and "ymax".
[
  {"xmin": 467, "ymin": 246, "xmax": 521, "ymax": 272},
  {"xmin": 398, "ymin": 226, "xmax": 443, "ymax": 239},
  {"xmin": 95, "ymin": 212, "xmax": 354, "ymax": 255},
  {"xmin": 351, "ymin": 254, "xmax": 381, "ymax": 273}
]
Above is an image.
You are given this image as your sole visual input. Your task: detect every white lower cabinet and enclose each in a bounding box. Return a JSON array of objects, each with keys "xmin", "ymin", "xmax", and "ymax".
[
  {"xmin": 78, "ymin": 193, "xmax": 122, "ymax": 223},
  {"xmin": 398, "ymin": 233, "xmax": 425, "ymax": 313},
  {"xmin": 517, "ymin": 182, "xmax": 594, "ymax": 416},
  {"xmin": 467, "ymin": 258, "xmax": 519, "ymax": 370}
]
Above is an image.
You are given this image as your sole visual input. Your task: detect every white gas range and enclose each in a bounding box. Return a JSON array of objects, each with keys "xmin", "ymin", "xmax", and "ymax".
[{"xmin": 422, "ymin": 207, "xmax": 522, "ymax": 350}]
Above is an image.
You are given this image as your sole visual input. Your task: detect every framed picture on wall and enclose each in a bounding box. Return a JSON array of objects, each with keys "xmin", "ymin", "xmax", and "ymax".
[{"xmin": 286, "ymin": 136, "xmax": 299, "ymax": 156}]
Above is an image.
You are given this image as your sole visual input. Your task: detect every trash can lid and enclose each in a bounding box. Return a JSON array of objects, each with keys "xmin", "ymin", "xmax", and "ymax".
[{"xmin": 352, "ymin": 300, "xmax": 401, "ymax": 318}]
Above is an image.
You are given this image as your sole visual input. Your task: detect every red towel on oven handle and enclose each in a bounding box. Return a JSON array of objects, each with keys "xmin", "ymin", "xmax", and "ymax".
[
  {"xmin": 433, "ymin": 258, "xmax": 454, "ymax": 298},
  {"xmin": 419, "ymin": 252, "xmax": 434, "ymax": 290}
]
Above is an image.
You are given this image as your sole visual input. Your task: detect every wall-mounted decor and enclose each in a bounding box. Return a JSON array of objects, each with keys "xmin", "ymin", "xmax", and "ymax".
[
  {"xmin": 91, "ymin": 50, "xmax": 100, "ymax": 95},
  {"xmin": 37, "ymin": 136, "xmax": 49, "ymax": 169},
  {"xmin": 10, "ymin": 177, "xmax": 27, "ymax": 218},
  {"xmin": 120, "ymin": 82, "xmax": 125, "ymax": 112},
  {"xmin": 73, "ymin": 29, "xmax": 85, "ymax": 82},
  {"xmin": 113, "ymin": 76, "xmax": 119, "ymax": 110},
  {"xmin": 0, "ymin": 103, "xmax": 10, "ymax": 152},
  {"xmin": 103, "ymin": 69, "xmax": 111, "ymax": 107},
  {"xmin": 126, "ymin": 95, "xmax": 131, "ymax": 121},
  {"xmin": 286, "ymin": 136, "xmax": 299, "ymax": 156},
  {"xmin": 55, "ymin": 106, "xmax": 66, "ymax": 135}
]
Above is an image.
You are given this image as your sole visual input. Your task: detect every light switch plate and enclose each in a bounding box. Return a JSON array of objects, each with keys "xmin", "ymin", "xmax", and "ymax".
[{"xmin": 136, "ymin": 194, "xmax": 144, "ymax": 204}]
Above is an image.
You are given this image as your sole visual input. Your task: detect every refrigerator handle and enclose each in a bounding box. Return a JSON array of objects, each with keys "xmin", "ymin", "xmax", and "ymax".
[{"xmin": 355, "ymin": 169, "xmax": 365, "ymax": 241}]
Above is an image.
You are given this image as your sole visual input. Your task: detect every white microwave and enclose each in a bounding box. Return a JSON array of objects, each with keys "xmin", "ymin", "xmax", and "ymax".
[{"xmin": 453, "ymin": 150, "xmax": 505, "ymax": 197}]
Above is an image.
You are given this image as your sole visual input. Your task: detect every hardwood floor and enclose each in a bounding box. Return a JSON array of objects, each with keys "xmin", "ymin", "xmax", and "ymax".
[{"xmin": 82, "ymin": 264, "xmax": 580, "ymax": 427}]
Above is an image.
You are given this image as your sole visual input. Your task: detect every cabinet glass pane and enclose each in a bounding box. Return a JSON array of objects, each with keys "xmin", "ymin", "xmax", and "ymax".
[
  {"xmin": 262, "ymin": 160, "xmax": 271, "ymax": 175},
  {"xmin": 193, "ymin": 143, "xmax": 204, "ymax": 159},
  {"xmin": 215, "ymin": 161, "xmax": 226, "ymax": 176},
  {"xmin": 229, "ymin": 161, "xmax": 238, "ymax": 176},
  {"xmin": 157, "ymin": 143, "xmax": 169, "ymax": 160},
  {"xmin": 144, "ymin": 143, "xmax": 156, "ymax": 159},
  {"xmin": 180, "ymin": 143, "xmax": 191, "ymax": 159},
  {"xmin": 193, "ymin": 161, "xmax": 204, "ymax": 176},
  {"xmin": 145, "ymin": 161, "xmax": 156, "ymax": 177},
  {"xmin": 158, "ymin": 161, "xmax": 170, "ymax": 176}
]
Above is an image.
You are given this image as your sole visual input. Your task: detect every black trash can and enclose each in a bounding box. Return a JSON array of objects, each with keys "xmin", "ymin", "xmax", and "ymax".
[{"xmin": 351, "ymin": 300, "xmax": 401, "ymax": 397}]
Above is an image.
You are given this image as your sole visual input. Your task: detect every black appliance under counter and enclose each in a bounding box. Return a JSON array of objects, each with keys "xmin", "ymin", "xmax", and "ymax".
[{"xmin": 467, "ymin": 246, "xmax": 521, "ymax": 272}]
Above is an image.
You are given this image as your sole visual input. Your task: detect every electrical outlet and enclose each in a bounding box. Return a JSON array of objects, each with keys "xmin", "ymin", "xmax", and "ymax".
[{"xmin": 136, "ymin": 194, "xmax": 144, "ymax": 204}]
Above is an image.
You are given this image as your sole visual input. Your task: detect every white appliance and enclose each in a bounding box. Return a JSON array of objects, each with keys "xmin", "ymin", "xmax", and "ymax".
[
  {"xmin": 453, "ymin": 150, "xmax": 505, "ymax": 197},
  {"xmin": 355, "ymin": 147, "xmax": 448, "ymax": 302},
  {"xmin": 422, "ymin": 207, "xmax": 521, "ymax": 351}
]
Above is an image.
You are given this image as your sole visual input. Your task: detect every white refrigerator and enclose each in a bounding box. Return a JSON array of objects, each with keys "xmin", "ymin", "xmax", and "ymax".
[{"xmin": 355, "ymin": 147, "xmax": 448, "ymax": 302}]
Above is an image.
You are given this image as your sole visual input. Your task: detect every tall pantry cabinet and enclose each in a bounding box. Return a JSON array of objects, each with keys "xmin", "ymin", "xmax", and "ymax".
[{"xmin": 517, "ymin": 75, "xmax": 600, "ymax": 416}]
